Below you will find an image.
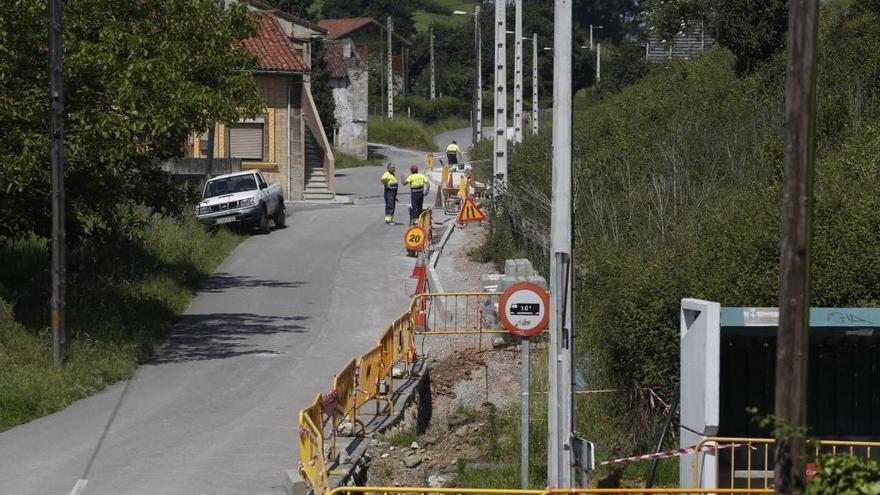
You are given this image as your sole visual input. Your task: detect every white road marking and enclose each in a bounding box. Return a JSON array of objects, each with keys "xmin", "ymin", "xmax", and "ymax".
[{"xmin": 69, "ymin": 479, "xmax": 88, "ymax": 495}]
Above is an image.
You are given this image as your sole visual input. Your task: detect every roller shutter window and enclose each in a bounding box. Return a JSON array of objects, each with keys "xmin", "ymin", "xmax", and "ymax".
[{"xmin": 229, "ymin": 123, "xmax": 264, "ymax": 161}]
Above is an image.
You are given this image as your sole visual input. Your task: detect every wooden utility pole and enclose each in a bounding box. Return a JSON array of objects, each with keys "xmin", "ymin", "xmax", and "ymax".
[
  {"xmin": 49, "ymin": 0, "xmax": 67, "ymax": 365},
  {"xmin": 775, "ymin": 0, "xmax": 819, "ymax": 493}
]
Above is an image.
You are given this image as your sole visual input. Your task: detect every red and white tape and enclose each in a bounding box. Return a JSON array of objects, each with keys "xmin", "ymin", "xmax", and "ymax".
[{"xmin": 600, "ymin": 442, "xmax": 752, "ymax": 466}]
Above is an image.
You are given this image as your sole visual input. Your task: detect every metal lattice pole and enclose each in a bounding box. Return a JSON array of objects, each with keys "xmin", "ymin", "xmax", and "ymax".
[
  {"xmin": 493, "ymin": 0, "xmax": 507, "ymax": 185},
  {"xmin": 474, "ymin": 6, "xmax": 482, "ymax": 143},
  {"xmin": 387, "ymin": 17, "xmax": 394, "ymax": 118},
  {"xmin": 429, "ymin": 28, "xmax": 436, "ymax": 100},
  {"xmin": 513, "ymin": 0, "xmax": 523, "ymax": 144},
  {"xmin": 532, "ymin": 33, "xmax": 539, "ymax": 135}
]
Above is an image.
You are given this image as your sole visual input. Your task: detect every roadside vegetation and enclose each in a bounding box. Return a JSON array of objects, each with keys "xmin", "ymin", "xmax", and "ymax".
[
  {"xmin": 0, "ymin": 0, "xmax": 259, "ymax": 430},
  {"xmin": 335, "ymin": 152, "xmax": 384, "ymax": 169},
  {"xmin": 472, "ymin": 0, "xmax": 880, "ymax": 486},
  {"xmin": 0, "ymin": 216, "xmax": 244, "ymax": 431}
]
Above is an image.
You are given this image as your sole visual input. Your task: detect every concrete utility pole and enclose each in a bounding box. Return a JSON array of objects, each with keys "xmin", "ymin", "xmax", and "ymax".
[
  {"xmin": 493, "ymin": 0, "xmax": 507, "ymax": 184},
  {"xmin": 513, "ymin": 0, "xmax": 523, "ymax": 144},
  {"xmin": 429, "ymin": 28, "xmax": 436, "ymax": 100},
  {"xmin": 387, "ymin": 17, "xmax": 394, "ymax": 119},
  {"xmin": 596, "ymin": 43, "xmax": 601, "ymax": 83},
  {"xmin": 475, "ymin": 6, "xmax": 482, "ymax": 143},
  {"xmin": 532, "ymin": 33, "xmax": 539, "ymax": 135},
  {"xmin": 548, "ymin": 0, "xmax": 574, "ymax": 487},
  {"xmin": 775, "ymin": 0, "xmax": 819, "ymax": 493},
  {"xmin": 49, "ymin": 0, "xmax": 67, "ymax": 365}
]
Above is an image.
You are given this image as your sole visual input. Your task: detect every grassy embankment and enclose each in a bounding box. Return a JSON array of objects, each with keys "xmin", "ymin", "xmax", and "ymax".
[
  {"xmin": 0, "ymin": 215, "xmax": 244, "ymax": 431},
  {"xmin": 368, "ymin": 116, "xmax": 470, "ymax": 152},
  {"xmin": 465, "ymin": 0, "xmax": 880, "ymax": 487}
]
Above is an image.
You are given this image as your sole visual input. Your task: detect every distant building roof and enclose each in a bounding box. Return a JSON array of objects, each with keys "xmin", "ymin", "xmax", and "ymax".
[
  {"xmin": 239, "ymin": 0, "xmax": 327, "ymax": 34},
  {"xmin": 325, "ymin": 40, "xmax": 363, "ymax": 78},
  {"xmin": 243, "ymin": 15, "xmax": 307, "ymax": 73},
  {"xmin": 318, "ymin": 18, "xmax": 375, "ymax": 39},
  {"xmin": 318, "ymin": 17, "xmax": 412, "ymax": 46}
]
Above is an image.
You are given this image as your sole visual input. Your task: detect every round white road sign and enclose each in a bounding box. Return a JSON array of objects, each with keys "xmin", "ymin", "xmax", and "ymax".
[{"xmin": 498, "ymin": 282, "xmax": 549, "ymax": 338}]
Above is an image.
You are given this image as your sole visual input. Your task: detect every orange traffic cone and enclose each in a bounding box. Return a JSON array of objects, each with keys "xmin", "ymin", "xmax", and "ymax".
[{"xmin": 433, "ymin": 186, "xmax": 443, "ymax": 208}]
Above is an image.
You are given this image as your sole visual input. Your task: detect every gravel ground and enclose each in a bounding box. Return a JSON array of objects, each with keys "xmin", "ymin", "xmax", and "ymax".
[{"xmin": 364, "ymin": 220, "xmax": 525, "ymax": 488}]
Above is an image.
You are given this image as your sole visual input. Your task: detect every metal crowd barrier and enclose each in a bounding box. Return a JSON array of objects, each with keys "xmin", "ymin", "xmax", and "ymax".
[
  {"xmin": 325, "ymin": 486, "xmax": 773, "ymax": 495},
  {"xmin": 413, "ymin": 291, "xmax": 506, "ymax": 335},
  {"xmin": 692, "ymin": 436, "xmax": 880, "ymax": 490}
]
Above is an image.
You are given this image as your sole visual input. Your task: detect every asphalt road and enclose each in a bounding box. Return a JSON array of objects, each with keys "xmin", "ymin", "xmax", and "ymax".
[{"xmin": 0, "ymin": 166, "xmax": 422, "ymax": 495}]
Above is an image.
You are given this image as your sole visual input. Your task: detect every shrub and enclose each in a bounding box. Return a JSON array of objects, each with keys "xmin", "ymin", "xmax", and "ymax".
[
  {"xmin": 395, "ymin": 95, "xmax": 469, "ymax": 124},
  {"xmin": 807, "ymin": 455, "xmax": 880, "ymax": 495}
]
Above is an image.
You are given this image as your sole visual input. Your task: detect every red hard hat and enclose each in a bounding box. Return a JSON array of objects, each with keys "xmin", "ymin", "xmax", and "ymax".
[{"xmin": 410, "ymin": 165, "xmax": 418, "ymax": 173}]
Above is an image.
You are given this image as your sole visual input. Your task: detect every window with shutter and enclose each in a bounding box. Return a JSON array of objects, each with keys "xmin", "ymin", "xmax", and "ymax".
[{"xmin": 229, "ymin": 123, "xmax": 264, "ymax": 160}]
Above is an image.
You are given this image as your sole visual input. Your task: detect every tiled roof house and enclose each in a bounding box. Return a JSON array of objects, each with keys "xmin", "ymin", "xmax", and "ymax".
[{"xmin": 190, "ymin": 8, "xmax": 336, "ymax": 201}]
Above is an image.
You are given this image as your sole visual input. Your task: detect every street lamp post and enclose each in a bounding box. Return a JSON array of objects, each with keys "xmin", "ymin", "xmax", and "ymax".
[{"xmin": 589, "ymin": 24, "xmax": 603, "ymax": 50}]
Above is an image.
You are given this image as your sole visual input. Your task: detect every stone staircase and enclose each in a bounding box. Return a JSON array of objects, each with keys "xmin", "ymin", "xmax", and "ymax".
[{"xmin": 303, "ymin": 127, "xmax": 334, "ymax": 201}]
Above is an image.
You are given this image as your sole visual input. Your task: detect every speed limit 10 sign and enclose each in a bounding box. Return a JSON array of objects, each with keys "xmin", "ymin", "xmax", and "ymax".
[
  {"xmin": 498, "ymin": 282, "xmax": 550, "ymax": 338},
  {"xmin": 404, "ymin": 225, "xmax": 426, "ymax": 251}
]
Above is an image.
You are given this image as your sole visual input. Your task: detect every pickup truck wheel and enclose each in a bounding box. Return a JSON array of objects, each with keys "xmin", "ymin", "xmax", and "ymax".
[
  {"xmin": 273, "ymin": 204, "xmax": 286, "ymax": 228},
  {"xmin": 258, "ymin": 208, "xmax": 270, "ymax": 234}
]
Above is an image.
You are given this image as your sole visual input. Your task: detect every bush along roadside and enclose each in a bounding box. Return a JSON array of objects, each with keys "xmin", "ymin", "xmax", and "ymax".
[
  {"xmin": 368, "ymin": 116, "xmax": 439, "ymax": 151},
  {"xmin": 0, "ymin": 214, "xmax": 244, "ymax": 431},
  {"xmin": 471, "ymin": 0, "xmax": 880, "ymax": 483}
]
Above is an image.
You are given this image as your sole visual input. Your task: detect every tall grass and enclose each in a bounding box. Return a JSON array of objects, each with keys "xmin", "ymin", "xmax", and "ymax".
[
  {"xmin": 0, "ymin": 215, "xmax": 244, "ymax": 431},
  {"xmin": 369, "ymin": 116, "xmax": 439, "ymax": 151}
]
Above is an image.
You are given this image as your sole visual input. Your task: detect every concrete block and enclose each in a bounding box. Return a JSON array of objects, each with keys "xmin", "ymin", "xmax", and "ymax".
[
  {"xmin": 504, "ymin": 259, "xmax": 518, "ymax": 276},
  {"xmin": 285, "ymin": 469, "xmax": 306, "ymax": 495},
  {"xmin": 525, "ymin": 275, "xmax": 548, "ymax": 289},
  {"xmin": 480, "ymin": 273, "xmax": 503, "ymax": 292},
  {"xmin": 515, "ymin": 258, "xmax": 535, "ymax": 276}
]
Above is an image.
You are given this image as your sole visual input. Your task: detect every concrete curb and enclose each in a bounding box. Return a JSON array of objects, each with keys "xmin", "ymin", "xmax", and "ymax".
[{"xmin": 427, "ymin": 219, "xmax": 455, "ymax": 293}]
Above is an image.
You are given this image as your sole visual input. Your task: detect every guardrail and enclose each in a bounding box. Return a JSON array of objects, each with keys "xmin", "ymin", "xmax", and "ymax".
[{"xmin": 692, "ymin": 436, "xmax": 880, "ymax": 489}]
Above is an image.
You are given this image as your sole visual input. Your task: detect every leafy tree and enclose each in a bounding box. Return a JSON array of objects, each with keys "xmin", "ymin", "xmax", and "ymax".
[
  {"xmin": 597, "ymin": 41, "xmax": 650, "ymax": 93},
  {"xmin": 261, "ymin": 0, "xmax": 313, "ymax": 17},
  {"xmin": 0, "ymin": 0, "xmax": 263, "ymax": 244},
  {"xmin": 642, "ymin": 0, "xmax": 790, "ymax": 74},
  {"xmin": 310, "ymin": 39, "xmax": 337, "ymax": 135},
  {"xmin": 709, "ymin": 0, "xmax": 789, "ymax": 74}
]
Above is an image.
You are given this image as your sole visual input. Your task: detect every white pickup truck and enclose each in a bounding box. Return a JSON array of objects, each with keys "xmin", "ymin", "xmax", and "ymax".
[{"xmin": 196, "ymin": 170, "xmax": 285, "ymax": 233}]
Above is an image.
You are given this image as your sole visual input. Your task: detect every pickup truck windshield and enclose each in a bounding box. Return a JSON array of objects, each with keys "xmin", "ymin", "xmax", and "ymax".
[{"xmin": 203, "ymin": 175, "xmax": 257, "ymax": 199}]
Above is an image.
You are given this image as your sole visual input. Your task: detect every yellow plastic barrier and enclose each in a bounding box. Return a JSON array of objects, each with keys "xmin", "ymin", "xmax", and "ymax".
[
  {"xmin": 692, "ymin": 436, "xmax": 880, "ymax": 490},
  {"xmin": 417, "ymin": 209, "xmax": 433, "ymax": 253},
  {"xmin": 356, "ymin": 344, "xmax": 393, "ymax": 416},
  {"xmin": 325, "ymin": 486, "xmax": 773, "ymax": 495},
  {"xmin": 299, "ymin": 394, "xmax": 328, "ymax": 495}
]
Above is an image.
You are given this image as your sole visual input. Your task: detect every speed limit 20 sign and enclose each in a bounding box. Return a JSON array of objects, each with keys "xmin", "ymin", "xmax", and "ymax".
[
  {"xmin": 498, "ymin": 282, "xmax": 549, "ymax": 338},
  {"xmin": 404, "ymin": 225, "xmax": 426, "ymax": 251}
]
